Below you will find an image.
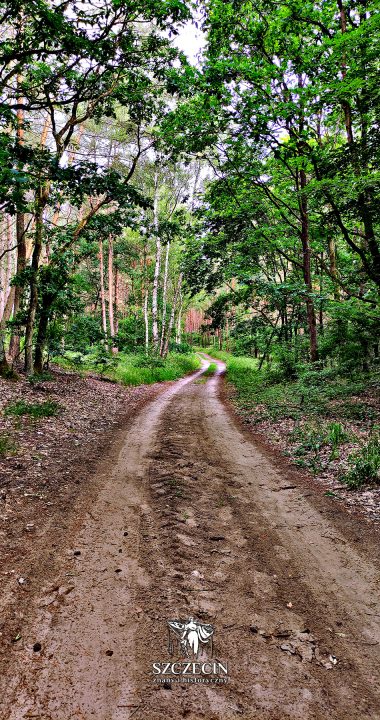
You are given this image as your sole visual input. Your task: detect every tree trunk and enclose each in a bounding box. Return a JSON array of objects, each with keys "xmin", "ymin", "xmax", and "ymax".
[
  {"xmin": 162, "ymin": 273, "xmax": 183, "ymax": 358},
  {"xmin": 34, "ymin": 297, "xmax": 50, "ymax": 375},
  {"xmin": 151, "ymin": 172, "xmax": 161, "ymax": 352},
  {"xmin": 9, "ymin": 77, "xmax": 26, "ymax": 361},
  {"xmin": 160, "ymin": 240, "xmax": 170, "ymax": 355},
  {"xmin": 299, "ymin": 169, "xmax": 318, "ymax": 362},
  {"xmin": 328, "ymin": 238, "xmax": 340, "ymax": 301},
  {"xmin": 99, "ymin": 239, "xmax": 108, "ymax": 351},
  {"xmin": 114, "ymin": 267, "xmax": 119, "ymax": 336},
  {"xmin": 336, "ymin": 0, "xmax": 354, "ymax": 145},
  {"xmin": 9, "ymin": 214, "xmax": 26, "ymax": 361},
  {"xmin": 0, "ymin": 328, "xmax": 10, "ymax": 377},
  {"xmin": 108, "ymin": 236, "xmax": 117, "ymax": 352},
  {"xmin": 176, "ymin": 290, "xmax": 182, "ymax": 345},
  {"xmin": 24, "ymin": 195, "xmax": 45, "ymax": 374},
  {"xmin": 144, "ymin": 287, "xmax": 149, "ymax": 354}
]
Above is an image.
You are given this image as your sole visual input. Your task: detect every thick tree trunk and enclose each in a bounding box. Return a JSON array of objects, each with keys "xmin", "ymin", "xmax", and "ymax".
[
  {"xmin": 299, "ymin": 169, "xmax": 318, "ymax": 362},
  {"xmin": 99, "ymin": 239, "xmax": 108, "ymax": 350},
  {"xmin": 159, "ymin": 240, "xmax": 170, "ymax": 355},
  {"xmin": 162, "ymin": 273, "xmax": 183, "ymax": 358},
  {"xmin": 151, "ymin": 172, "xmax": 161, "ymax": 352}
]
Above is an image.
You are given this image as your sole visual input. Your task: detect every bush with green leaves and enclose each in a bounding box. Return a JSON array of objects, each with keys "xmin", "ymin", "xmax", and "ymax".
[
  {"xmin": 64, "ymin": 315, "xmax": 104, "ymax": 354},
  {"xmin": 341, "ymin": 436, "xmax": 380, "ymax": 490}
]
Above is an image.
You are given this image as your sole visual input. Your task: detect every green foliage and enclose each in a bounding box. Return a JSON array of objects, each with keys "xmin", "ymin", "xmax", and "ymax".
[
  {"xmin": 5, "ymin": 400, "xmax": 61, "ymax": 418},
  {"xmin": 114, "ymin": 316, "xmax": 146, "ymax": 352},
  {"xmin": 28, "ymin": 372, "xmax": 54, "ymax": 385},
  {"xmin": 64, "ymin": 316, "xmax": 104, "ymax": 354},
  {"xmin": 113, "ymin": 353, "xmax": 200, "ymax": 386},
  {"xmin": 55, "ymin": 349, "xmax": 200, "ymax": 385},
  {"xmin": 342, "ymin": 437, "xmax": 380, "ymax": 490},
  {"xmin": 0, "ymin": 434, "xmax": 17, "ymax": 457}
]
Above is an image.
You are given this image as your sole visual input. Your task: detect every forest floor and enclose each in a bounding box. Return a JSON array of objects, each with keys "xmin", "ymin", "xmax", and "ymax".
[
  {"xmin": 203, "ymin": 350, "xmax": 380, "ymax": 526},
  {"xmin": 1, "ymin": 357, "xmax": 380, "ymax": 719}
]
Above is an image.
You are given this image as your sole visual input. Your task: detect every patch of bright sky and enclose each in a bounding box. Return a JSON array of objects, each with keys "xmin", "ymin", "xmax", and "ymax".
[{"xmin": 173, "ymin": 20, "xmax": 206, "ymax": 66}]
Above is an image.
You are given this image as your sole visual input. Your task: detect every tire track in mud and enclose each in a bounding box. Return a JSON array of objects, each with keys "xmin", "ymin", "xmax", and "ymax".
[{"xmin": 1, "ymin": 358, "xmax": 380, "ymax": 720}]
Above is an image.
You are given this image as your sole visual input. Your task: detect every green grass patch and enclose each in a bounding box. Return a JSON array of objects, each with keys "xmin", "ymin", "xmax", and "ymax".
[
  {"xmin": 204, "ymin": 349, "xmax": 379, "ymax": 426},
  {"xmin": 55, "ymin": 350, "xmax": 201, "ymax": 386},
  {"xmin": 203, "ymin": 362, "xmax": 217, "ymax": 376},
  {"xmin": 341, "ymin": 436, "xmax": 380, "ymax": 490},
  {"xmin": 0, "ymin": 433, "xmax": 17, "ymax": 457},
  {"xmin": 5, "ymin": 399, "xmax": 61, "ymax": 418}
]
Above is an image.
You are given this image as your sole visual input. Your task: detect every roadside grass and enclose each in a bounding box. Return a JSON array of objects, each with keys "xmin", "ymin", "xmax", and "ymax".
[
  {"xmin": 5, "ymin": 399, "xmax": 61, "ymax": 418},
  {"xmin": 204, "ymin": 348, "xmax": 380, "ymax": 488},
  {"xmin": 341, "ymin": 435, "xmax": 380, "ymax": 490},
  {"xmin": 55, "ymin": 350, "xmax": 201, "ymax": 386},
  {"xmin": 194, "ymin": 361, "xmax": 218, "ymax": 383}
]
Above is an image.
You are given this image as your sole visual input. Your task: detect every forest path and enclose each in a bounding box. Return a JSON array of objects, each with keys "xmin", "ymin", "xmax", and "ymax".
[{"xmin": 2, "ymin": 356, "xmax": 380, "ymax": 720}]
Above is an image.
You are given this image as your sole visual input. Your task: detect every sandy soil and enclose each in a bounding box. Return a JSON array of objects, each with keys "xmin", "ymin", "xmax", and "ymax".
[{"xmin": 1, "ymin": 357, "xmax": 380, "ymax": 720}]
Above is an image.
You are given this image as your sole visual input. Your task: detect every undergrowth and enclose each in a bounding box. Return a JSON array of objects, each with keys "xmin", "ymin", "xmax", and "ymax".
[
  {"xmin": 5, "ymin": 399, "xmax": 61, "ymax": 418},
  {"xmin": 56, "ymin": 350, "xmax": 201, "ymax": 386},
  {"xmin": 0, "ymin": 433, "xmax": 17, "ymax": 457},
  {"xmin": 206, "ymin": 348, "xmax": 380, "ymax": 487}
]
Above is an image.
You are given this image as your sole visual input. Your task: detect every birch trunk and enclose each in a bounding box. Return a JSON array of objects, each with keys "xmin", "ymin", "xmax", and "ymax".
[
  {"xmin": 144, "ymin": 287, "xmax": 149, "ymax": 354},
  {"xmin": 151, "ymin": 172, "xmax": 161, "ymax": 352},
  {"xmin": 175, "ymin": 290, "xmax": 182, "ymax": 345},
  {"xmin": 162, "ymin": 273, "xmax": 183, "ymax": 358},
  {"xmin": 159, "ymin": 240, "xmax": 170, "ymax": 356},
  {"xmin": 114, "ymin": 267, "xmax": 119, "ymax": 336}
]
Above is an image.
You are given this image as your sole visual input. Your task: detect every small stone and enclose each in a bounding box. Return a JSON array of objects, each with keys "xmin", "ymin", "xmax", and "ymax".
[
  {"xmin": 105, "ymin": 650, "xmax": 114, "ymax": 656},
  {"xmin": 73, "ymin": 550, "xmax": 81, "ymax": 557},
  {"xmin": 33, "ymin": 642, "xmax": 42, "ymax": 652}
]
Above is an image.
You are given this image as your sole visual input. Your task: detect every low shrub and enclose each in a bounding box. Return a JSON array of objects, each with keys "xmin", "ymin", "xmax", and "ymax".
[
  {"xmin": 341, "ymin": 436, "xmax": 380, "ymax": 489},
  {"xmin": 5, "ymin": 399, "xmax": 61, "ymax": 418}
]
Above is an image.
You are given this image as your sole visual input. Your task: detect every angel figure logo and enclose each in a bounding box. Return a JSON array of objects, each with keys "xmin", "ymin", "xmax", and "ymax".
[
  {"xmin": 151, "ymin": 616, "xmax": 228, "ymax": 684},
  {"xmin": 167, "ymin": 617, "xmax": 214, "ymax": 659}
]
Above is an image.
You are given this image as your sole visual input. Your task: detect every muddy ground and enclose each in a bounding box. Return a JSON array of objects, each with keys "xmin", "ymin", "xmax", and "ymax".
[{"xmin": 1, "ymin": 358, "xmax": 380, "ymax": 719}]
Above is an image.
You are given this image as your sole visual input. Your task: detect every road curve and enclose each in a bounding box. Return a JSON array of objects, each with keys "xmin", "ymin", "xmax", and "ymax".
[{"xmin": 1, "ymin": 357, "xmax": 380, "ymax": 720}]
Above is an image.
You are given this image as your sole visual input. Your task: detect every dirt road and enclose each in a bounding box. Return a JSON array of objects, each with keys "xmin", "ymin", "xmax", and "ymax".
[{"xmin": 2, "ymin": 357, "xmax": 380, "ymax": 720}]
